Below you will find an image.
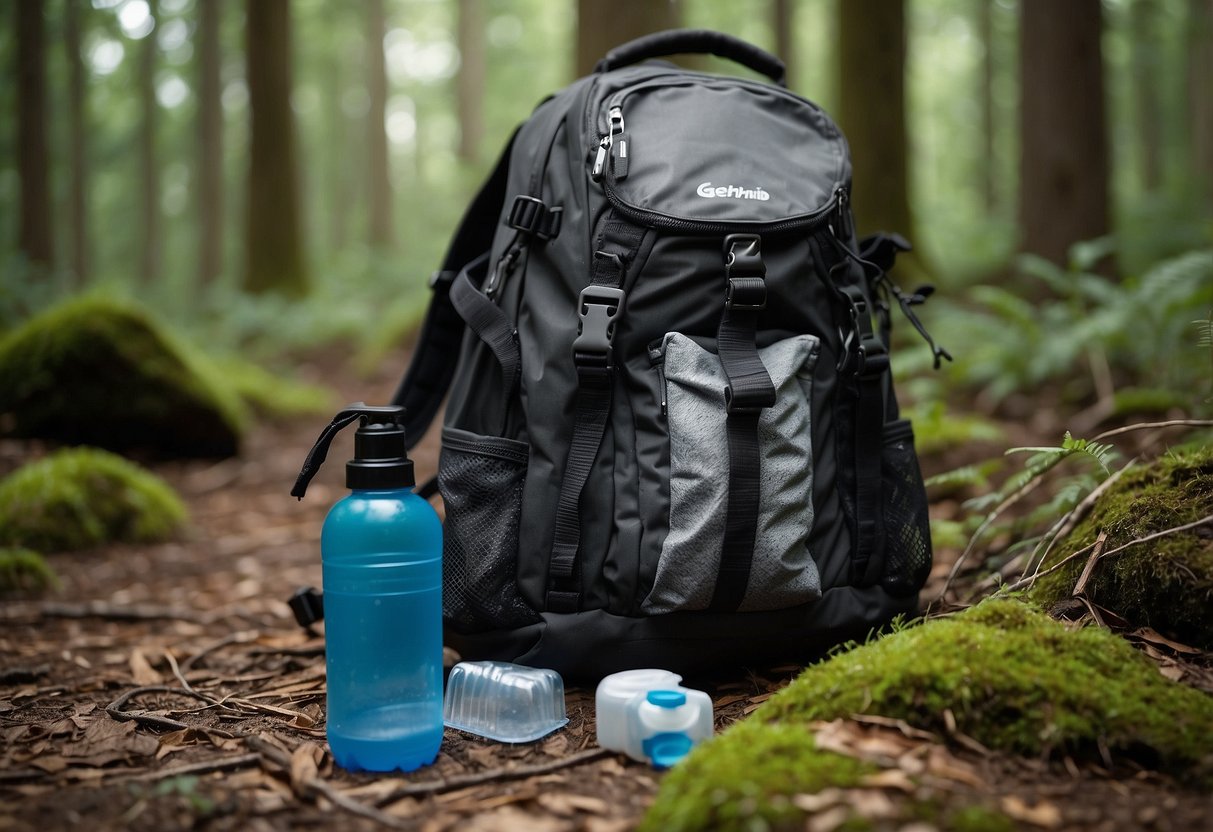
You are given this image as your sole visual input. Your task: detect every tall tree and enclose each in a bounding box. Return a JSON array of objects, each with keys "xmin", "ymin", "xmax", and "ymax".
[
  {"xmin": 197, "ymin": 0, "xmax": 224, "ymax": 286},
  {"xmin": 977, "ymin": 0, "xmax": 997, "ymax": 213},
  {"xmin": 575, "ymin": 0, "xmax": 680, "ymax": 78},
  {"xmin": 139, "ymin": 0, "xmax": 161, "ymax": 284},
  {"xmin": 244, "ymin": 0, "xmax": 308, "ymax": 295},
  {"xmin": 1131, "ymin": 0, "xmax": 1163, "ymax": 193},
  {"xmin": 16, "ymin": 0, "xmax": 53, "ymax": 269},
  {"xmin": 456, "ymin": 0, "xmax": 485, "ymax": 163},
  {"xmin": 1188, "ymin": 0, "xmax": 1213, "ymax": 207},
  {"xmin": 367, "ymin": 0, "xmax": 393, "ymax": 248},
  {"xmin": 837, "ymin": 0, "xmax": 916, "ymax": 249},
  {"xmin": 65, "ymin": 0, "xmax": 89, "ymax": 283},
  {"xmin": 1018, "ymin": 0, "xmax": 1109, "ymax": 267},
  {"xmin": 773, "ymin": 0, "xmax": 793, "ymax": 85}
]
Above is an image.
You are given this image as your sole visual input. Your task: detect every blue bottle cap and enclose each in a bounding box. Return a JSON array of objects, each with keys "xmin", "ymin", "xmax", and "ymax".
[
  {"xmin": 642, "ymin": 732, "xmax": 694, "ymax": 769},
  {"xmin": 646, "ymin": 689, "xmax": 687, "ymax": 709}
]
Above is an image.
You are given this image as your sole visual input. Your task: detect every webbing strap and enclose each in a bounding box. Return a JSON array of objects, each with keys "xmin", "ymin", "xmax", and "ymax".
[
  {"xmin": 709, "ymin": 235, "xmax": 776, "ymax": 612},
  {"xmin": 546, "ymin": 213, "xmax": 646, "ymax": 611},
  {"xmin": 449, "ymin": 259, "xmax": 521, "ymax": 397},
  {"xmin": 391, "ymin": 129, "xmax": 519, "ymax": 448}
]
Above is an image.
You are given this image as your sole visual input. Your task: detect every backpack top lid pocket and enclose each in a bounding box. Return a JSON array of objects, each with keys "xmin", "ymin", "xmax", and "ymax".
[{"xmin": 593, "ymin": 78, "xmax": 850, "ymax": 233}]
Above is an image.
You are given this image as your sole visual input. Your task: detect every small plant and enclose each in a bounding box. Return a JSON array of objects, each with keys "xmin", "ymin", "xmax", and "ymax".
[
  {"xmin": 0, "ymin": 547, "xmax": 59, "ymax": 593},
  {"xmin": 0, "ymin": 448, "xmax": 187, "ymax": 552}
]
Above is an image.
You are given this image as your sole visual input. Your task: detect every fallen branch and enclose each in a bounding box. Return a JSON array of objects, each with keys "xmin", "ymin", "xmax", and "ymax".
[
  {"xmin": 1092, "ymin": 419, "xmax": 1213, "ymax": 443},
  {"xmin": 106, "ymin": 685, "xmax": 238, "ymax": 738},
  {"xmin": 373, "ymin": 747, "xmax": 612, "ymax": 806},
  {"xmin": 28, "ymin": 600, "xmax": 212, "ymax": 624}
]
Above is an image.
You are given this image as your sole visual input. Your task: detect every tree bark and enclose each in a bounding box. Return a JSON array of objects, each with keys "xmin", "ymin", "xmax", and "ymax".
[
  {"xmin": 65, "ymin": 0, "xmax": 88, "ymax": 283},
  {"xmin": 197, "ymin": 0, "xmax": 224, "ymax": 286},
  {"xmin": 140, "ymin": 0, "xmax": 161, "ymax": 284},
  {"xmin": 1188, "ymin": 0, "xmax": 1213, "ymax": 207},
  {"xmin": 16, "ymin": 0, "xmax": 53, "ymax": 269},
  {"xmin": 243, "ymin": 0, "xmax": 308, "ymax": 296},
  {"xmin": 456, "ymin": 0, "xmax": 485, "ymax": 163},
  {"xmin": 367, "ymin": 0, "xmax": 393, "ymax": 249},
  {"xmin": 837, "ymin": 0, "xmax": 913, "ymax": 240},
  {"xmin": 575, "ymin": 0, "xmax": 680, "ymax": 79},
  {"xmin": 1018, "ymin": 0, "xmax": 1109, "ymax": 268}
]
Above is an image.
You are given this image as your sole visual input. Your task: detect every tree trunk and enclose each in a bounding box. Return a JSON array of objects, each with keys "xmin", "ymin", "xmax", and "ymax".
[
  {"xmin": 978, "ymin": 0, "xmax": 997, "ymax": 213},
  {"xmin": 367, "ymin": 0, "xmax": 393, "ymax": 249},
  {"xmin": 197, "ymin": 0, "xmax": 224, "ymax": 287},
  {"xmin": 65, "ymin": 0, "xmax": 88, "ymax": 283},
  {"xmin": 1018, "ymin": 0, "xmax": 1109, "ymax": 268},
  {"xmin": 773, "ymin": 0, "xmax": 793, "ymax": 85},
  {"xmin": 575, "ymin": 0, "xmax": 680, "ymax": 78},
  {"xmin": 456, "ymin": 0, "xmax": 485, "ymax": 163},
  {"xmin": 1131, "ymin": 0, "xmax": 1163, "ymax": 193},
  {"xmin": 244, "ymin": 0, "xmax": 308, "ymax": 296},
  {"xmin": 837, "ymin": 0, "xmax": 913, "ymax": 240},
  {"xmin": 1188, "ymin": 0, "xmax": 1213, "ymax": 207},
  {"xmin": 16, "ymin": 0, "xmax": 53, "ymax": 269},
  {"xmin": 140, "ymin": 0, "xmax": 161, "ymax": 284}
]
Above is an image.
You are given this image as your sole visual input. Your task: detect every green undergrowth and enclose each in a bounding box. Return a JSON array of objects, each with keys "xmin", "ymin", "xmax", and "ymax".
[
  {"xmin": 641, "ymin": 600, "xmax": 1213, "ymax": 832},
  {"xmin": 210, "ymin": 356, "xmax": 336, "ymax": 418},
  {"xmin": 0, "ymin": 547, "xmax": 59, "ymax": 593},
  {"xmin": 0, "ymin": 296, "xmax": 246, "ymax": 457},
  {"xmin": 1028, "ymin": 445, "xmax": 1213, "ymax": 649},
  {"xmin": 0, "ymin": 447, "xmax": 186, "ymax": 552}
]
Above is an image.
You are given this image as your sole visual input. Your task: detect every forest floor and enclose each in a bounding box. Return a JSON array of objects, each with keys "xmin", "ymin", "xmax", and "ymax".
[{"xmin": 1, "ymin": 349, "xmax": 1211, "ymax": 832}]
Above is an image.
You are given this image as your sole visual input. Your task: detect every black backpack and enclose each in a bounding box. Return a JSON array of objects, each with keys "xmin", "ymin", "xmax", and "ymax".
[{"xmin": 386, "ymin": 30, "xmax": 945, "ymax": 678}]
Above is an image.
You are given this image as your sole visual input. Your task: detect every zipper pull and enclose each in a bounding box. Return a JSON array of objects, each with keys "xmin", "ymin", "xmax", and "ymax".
[
  {"xmin": 612, "ymin": 132, "xmax": 630, "ymax": 180},
  {"xmin": 592, "ymin": 136, "xmax": 610, "ymax": 181},
  {"xmin": 832, "ymin": 185, "xmax": 852, "ymax": 241},
  {"xmin": 888, "ymin": 283, "xmax": 953, "ymax": 370}
]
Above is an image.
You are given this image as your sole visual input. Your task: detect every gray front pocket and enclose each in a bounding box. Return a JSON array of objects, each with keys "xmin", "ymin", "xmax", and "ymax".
[{"xmin": 643, "ymin": 333, "xmax": 822, "ymax": 614}]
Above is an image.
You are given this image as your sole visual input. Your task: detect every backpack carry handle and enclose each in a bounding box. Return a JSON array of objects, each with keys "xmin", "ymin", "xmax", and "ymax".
[{"xmin": 595, "ymin": 29, "xmax": 787, "ymax": 86}]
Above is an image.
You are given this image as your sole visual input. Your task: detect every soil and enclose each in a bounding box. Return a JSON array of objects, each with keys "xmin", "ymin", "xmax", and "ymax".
[{"xmin": 1, "ymin": 350, "xmax": 1210, "ymax": 832}]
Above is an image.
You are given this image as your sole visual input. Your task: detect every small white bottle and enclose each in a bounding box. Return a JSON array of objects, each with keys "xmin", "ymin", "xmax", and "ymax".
[{"xmin": 595, "ymin": 670, "xmax": 713, "ymax": 768}]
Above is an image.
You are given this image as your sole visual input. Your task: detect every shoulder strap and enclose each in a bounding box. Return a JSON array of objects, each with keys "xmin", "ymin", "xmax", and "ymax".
[{"xmin": 391, "ymin": 128, "xmax": 519, "ymax": 448}]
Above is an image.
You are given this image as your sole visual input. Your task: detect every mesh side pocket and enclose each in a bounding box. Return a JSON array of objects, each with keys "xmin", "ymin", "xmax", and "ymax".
[
  {"xmin": 880, "ymin": 420, "xmax": 933, "ymax": 597},
  {"xmin": 439, "ymin": 427, "xmax": 540, "ymax": 632}
]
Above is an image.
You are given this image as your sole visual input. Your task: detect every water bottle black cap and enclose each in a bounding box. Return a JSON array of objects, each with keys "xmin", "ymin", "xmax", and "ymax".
[{"xmin": 347, "ymin": 418, "xmax": 415, "ymax": 490}]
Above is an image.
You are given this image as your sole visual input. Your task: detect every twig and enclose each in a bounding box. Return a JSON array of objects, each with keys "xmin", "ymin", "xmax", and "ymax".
[
  {"xmin": 112, "ymin": 753, "xmax": 263, "ymax": 784},
  {"xmin": 106, "ymin": 685, "xmax": 237, "ymax": 737},
  {"xmin": 247, "ymin": 735, "xmax": 412, "ymax": 830},
  {"xmin": 1003, "ymin": 515, "xmax": 1213, "ymax": 594},
  {"xmin": 163, "ymin": 651, "xmax": 197, "ymax": 695},
  {"xmin": 932, "ymin": 475, "xmax": 1046, "ymax": 608},
  {"xmin": 1092, "ymin": 419, "xmax": 1213, "ymax": 442},
  {"xmin": 179, "ymin": 631, "xmax": 261, "ymax": 673},
  {"xmin": 373, "ymin": 747, "xmax": 612, "ymax": 805},
  {"xmin": 1020, "ymin": 460, "xmax": 1134, "ymax": 585}
]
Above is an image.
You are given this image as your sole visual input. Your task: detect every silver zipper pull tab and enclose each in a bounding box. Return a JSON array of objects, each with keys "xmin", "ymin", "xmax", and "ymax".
[{"xmin": 592, "ymin": 136, "xmax": 610, "ymax": 181}]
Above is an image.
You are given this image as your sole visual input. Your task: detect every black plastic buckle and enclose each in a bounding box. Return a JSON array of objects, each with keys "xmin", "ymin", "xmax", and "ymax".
[
  {"xmin": 572, "ymin": 284, "xmax": 624, "ymax": 378},
  {"xmin": 507, "ymin": 195, "xmax": 563, "ymax": 241},
  {"xmin": 724, "ymin": 233, "xmax": 765, "ymax": 277},
  {"xmin": 840, "ymin": 285, "xmax": 889, "ymax": 377},
  {"xmin": 288, "ymin": 586, "xmax": 324, "ymax": 628}
]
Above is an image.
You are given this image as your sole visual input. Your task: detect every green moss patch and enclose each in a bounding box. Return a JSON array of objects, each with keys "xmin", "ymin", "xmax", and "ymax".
[
  {"xmin": 1028, "ymin": 446, "xmax": 1213, "ymax": 649},
  {"xmin": 642, "ymin": 600, "xmax": 1213, "ymax": 832},
  {"xmin": 0, "ymin": 547, "xmax": 59, "ymax": 593},
  {"xmin": 0, "ymin": 296, "xmax": 246, "ymax": 458},
  {"xmin": 0, "ymin": 448, "xmax": 186, "ymax": 552}
]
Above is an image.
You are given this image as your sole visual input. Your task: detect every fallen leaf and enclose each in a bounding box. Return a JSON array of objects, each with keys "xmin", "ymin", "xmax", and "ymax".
[
  {"xmin": 792, "ymin": 788, "xmax": 845, "ymax": 813},
  {"xmin": 1130, "ymin": 627, "xmax": 1201, "ymax": 654},
  {"xmin": 129, "ymin": 649, "xmax": 162, "ymax": 685},
  {"xmin": 861, "ymin": 769, "xmax": 917, "ymax": 793},
  {"xmin": 924, "ymin": 746, "xmax": 986, "ymax": 789},
  {"xmin": 850, "ymin": 789, "xmax": 901, "ymax": 820},
  {"xmin": 1000, "ymin": 795, "xmax": 1063, "ymax": 829},
  {"xmin": 289, "ymin": 742, "xmax": 323, "ymax": 795},
  {"xmin": 535, "ymin": 792, "xmax": 608, "ymax": 816},
  {"xmin": 807, "ymin": 805, "xmax": 851, "ymax": 832}
]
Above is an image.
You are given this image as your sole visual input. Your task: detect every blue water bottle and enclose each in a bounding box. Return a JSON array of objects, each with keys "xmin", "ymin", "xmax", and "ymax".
[{"xmin": 292, "ymin": 404, "xmax": 443, "ymax": 772}]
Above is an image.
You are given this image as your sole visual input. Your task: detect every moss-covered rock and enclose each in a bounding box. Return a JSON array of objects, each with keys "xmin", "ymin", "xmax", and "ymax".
[
  {"xmin": 0, "ymin": 296, "xmax": 246, "ymax": 458},
  {"xmin": 0, "ymin": 547, "xmax": 59, "ymax": 593},
  {"xmin": 641, "ymin": 600, "xmax": 1213, "ymax": 832},
  {"xmin": 1028, "ymin": 446, "xmax": 1213, "ymax": 649},
  {"xmin": 0, "ymin": 447, "xmax": 186, "ymax": 552}
]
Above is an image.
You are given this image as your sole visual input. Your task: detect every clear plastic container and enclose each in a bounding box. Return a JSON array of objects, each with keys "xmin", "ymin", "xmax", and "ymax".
[{"xmin": 443, "ymin": 661, "xmax": 569, "ymax": 743}]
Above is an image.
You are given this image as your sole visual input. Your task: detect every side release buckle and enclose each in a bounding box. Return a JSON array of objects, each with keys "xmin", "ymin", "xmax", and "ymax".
[{"xmin": 572, "ymin": 283, "xmax": 624, "ymax": 380}]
